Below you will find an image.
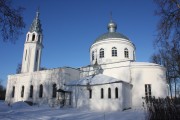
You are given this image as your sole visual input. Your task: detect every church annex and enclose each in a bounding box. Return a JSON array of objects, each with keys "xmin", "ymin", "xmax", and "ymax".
[{"xmin": 5, "ymin": 11, "xmax": 168, "ymax": 111}]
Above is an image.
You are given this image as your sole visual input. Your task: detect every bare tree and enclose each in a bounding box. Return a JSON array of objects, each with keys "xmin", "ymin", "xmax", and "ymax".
[
  {"xmin": 0, "ymin": 0, "xmax": 25, "ymax": 43},
  {"xmin": 0, "ymin": 78, "xmax": 6, "ymax": 100},
  {"xmin": 152, "ymin": 0, "xmax": 180, "ymax": 98},
  {"xmin": 16, "ymin": 63, "xmax": 21, "ymax": 74}
]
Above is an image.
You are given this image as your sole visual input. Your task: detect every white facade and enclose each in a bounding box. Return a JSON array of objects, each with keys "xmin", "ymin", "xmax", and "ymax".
[{"xmin": 5, "ymin": 13, "xmax": 167, "ymax": 111}]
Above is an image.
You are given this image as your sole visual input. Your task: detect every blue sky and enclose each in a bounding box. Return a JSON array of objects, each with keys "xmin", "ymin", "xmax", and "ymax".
[{"xmin": 0, "ymin": 0, "xmax": 159, "ymax": 87}]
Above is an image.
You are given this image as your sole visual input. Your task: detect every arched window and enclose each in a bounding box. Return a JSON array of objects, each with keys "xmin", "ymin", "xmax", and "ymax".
[
  {"xmin": 25, "ymin": 50, "xmax": 27, "ymax": 61},
  {"xmin": 115, "ymin": 87, "xmax": 118, "ymax": 98},
  {"xmin": 112, "ymin": 47, "xmax": 117, "ymax": 57},
  {"xmin": 32, "ymin": 34, "xmax": 35, "ymax": 41},
  {"xmin": 92, "ymin": 51, "xmax": 94, "ymax": 61},
  {"xmin": 36, "ymin": 50, "xmax": 39, "ymax": 63},
  {"xmin": 39, "ymin": 84, "xmax": 43, "ymax": 98},
  {"xmin": 99, "ymin": 48, "xmax": 104, "ymax": 58},
  {"xmin": 89, "ymin": 89, "xmax": 92, "ymax": 99},
  {"xmin": 21, "ymin": 86, "xmax": 24, "ymax": 98},
  {"xmin": 101, "ymin": 88, "xmax": 104, "ymax": 99},
  {"xmin": 38, "ymin": 35, "xmax": 40, "ymax": 43},
  {"xmin": 30, "ymin": 85, "xmax": 33, "ymax": 98},
  {"xmin": 124, "ymin": 48, "xmax": 129, "ymax": 58},
  {"xmin": 12, "ymin": 86, "xmax": 15, "ymax": 98},
  {"xmin": 108, "ymin": 88, "xmax": 111, "ymax": 98},
  {"xmin": 133, "ymin": 51, "xmax": 135, "ymax": 60},
  {"xmin": 52, "ymin": 84, "xmax": 57, "ymax": 98},
  {"xmin": 27, "ymin": 34, "xmax": 29, "ymax": 41}
]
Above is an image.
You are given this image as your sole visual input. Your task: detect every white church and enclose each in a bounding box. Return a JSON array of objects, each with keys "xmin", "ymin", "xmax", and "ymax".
[{"xmin": 5, "ymin": 11, "xmax": 168, "ymax": 111}]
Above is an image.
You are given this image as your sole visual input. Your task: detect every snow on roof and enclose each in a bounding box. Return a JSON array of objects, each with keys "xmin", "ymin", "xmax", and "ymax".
[{"xmin": 65, "ymin": 74, "xmax": 128, "ymax": 86}]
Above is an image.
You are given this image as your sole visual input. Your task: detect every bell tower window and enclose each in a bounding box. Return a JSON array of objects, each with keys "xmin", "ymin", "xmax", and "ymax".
[
  {"xmin": 27, "ymin": 34, "xmax": 29, "ymax": 41},
  {"xmin": 36, "ymin": 50, "xmax": 39, "ymax": 62},
  {"xmin": 32, "ymin": 34, "xmax": 35, "ymax": 41},
  {"xmin": 38, "ymin": 35, "xmax": 40, "ymax": 43},
  {"xmin": 25, "ymin": 50, "xmax": 27, "ymax": 61}
]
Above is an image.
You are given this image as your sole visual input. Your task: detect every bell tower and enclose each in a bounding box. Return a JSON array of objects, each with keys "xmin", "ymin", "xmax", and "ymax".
[{"xmin": 21, "ymin": 10, "xmax": 43, "ymax": 73}]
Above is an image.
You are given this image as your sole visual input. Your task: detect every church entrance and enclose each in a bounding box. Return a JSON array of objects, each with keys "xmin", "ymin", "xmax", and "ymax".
[{"xmin": 56, "ymin": 89, "xmax": 71, "ymax": 107}]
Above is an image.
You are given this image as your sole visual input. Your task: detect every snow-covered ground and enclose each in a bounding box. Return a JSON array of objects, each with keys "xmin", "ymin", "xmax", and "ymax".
[{"xmin": 0, "ymin": 101, "xmax": 145, "ymax": 120}]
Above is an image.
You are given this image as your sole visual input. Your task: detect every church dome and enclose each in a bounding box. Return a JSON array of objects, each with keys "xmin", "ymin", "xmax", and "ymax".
[
  {"xmin": 90, "ymin": 20, "xmax": 136, "ymax": 65},
  {"xmin": 93, "ymin": 21, "xmax": 129, "ymax": 44}
]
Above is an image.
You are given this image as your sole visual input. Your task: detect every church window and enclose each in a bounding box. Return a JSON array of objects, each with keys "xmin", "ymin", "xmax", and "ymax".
[
  {"xmin": 39, "ymin": 84, "xmax": 43, "ymax": 98},
  {"xmin": 124, "ymin": 48, "xmax": 129, "ymax": 58},
  {"xmin": 133, "ymin": 51, "xmax": 135, "ymax": 60},
  {"xmin": 92, "ymin": 51, "xmax": 94, "ymax": 61},
  {"xmin": 27, "ymin": 34, "xmax": 29, "ymax": 41},
  {"xmin": 36, "ymin": 50, "xmax": 39, "ymax": 63},
  {"xmin": 99, "ymin": 48, "xmax": 104, "ymax": 58},
  {"xmin": 52, "ymin": 84, "xmax": 57, "ymax": 98},
  {"xmin": 145, "ymin": 84, "xmax": 151, "ymax": 102},
  {"xmin": 30, "ymin": 85, "xmax": 33, "ymax": 98},
  {"xmin": 25, "ymin": 50, "xmax": 27, "ymax": 61},
  {"xmin": 32, "ymin": 34, "xmax": 35, "ymax": 41},
  {"xmin": 21, "ymin": 86, "xmax": 24, "ymax": 98},
  {"xmin": 12, "ymin": 86, "xmax": 15, "ymax": 98},
  {"xmin": 38, "ymin": 35, "xmax": 40, "ymax": 43},
  {"xmin": 89, "ymin": 89, "xmax": 92, "ymax": 99},
  {"xmin": 101, "ymin": 88, "xmax": 104, "ymax": 99},
  {"xmin": 112, "ymin": 47, "xmax": 117, "ymax": 57},
  {"xmin": 108, "ymin": 88, "xmax": 111, "ymax": 98},
  {"xmin": 115, "ymin": 87, "xmax": 118, "ymax": 98}
]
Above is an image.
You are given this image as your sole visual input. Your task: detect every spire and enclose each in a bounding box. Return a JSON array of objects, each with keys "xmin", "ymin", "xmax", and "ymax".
[
  {"xmin": 107, "ymin": 12, "xmax": 117, "ymax": 33},
  {"xmin": 29, "ymin": 9, "xmax": 42, "ymax": 33}
]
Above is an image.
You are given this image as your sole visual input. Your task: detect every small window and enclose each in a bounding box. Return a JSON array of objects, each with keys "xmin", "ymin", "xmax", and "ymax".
[
  {"xmin": 12, "ymin": 86, "xmax": 15, "ymax": 98},
  {"xmin": 115, "ymin": 87, "xmax": 118, "ymax": 98},
  {"xmin": 92, "ymin": 51, "xmax": 94, "ymax": 61},
  {"xmin": 25, "ymin": 50, "xmax": 27, "ymax": 61},
  {"xmin": 32, "ymin": 34, "xmax": 35, "ymax": 41},
  {"xmin": 133, "ymin": 51, "xmax": 135, "ymax": 60},
  {"xmin": 108, "ymin": 88, "xmax": 111, "ymax": 98},
  {"xmin": 101, "ymin": 88, "xmax": 104, "ymax": 99},
  {"xmin": 124, "ymin": 48, "xmax": 129, "ymax": 58},
  {"xmin": 30, "ymin": 85, "xmax": 33, "ymax": 98},
  {"xmin": 112, "ymin": 47, "xmax": 117, "ymax": 57},
  {"xmin": 145, "ymin": 84, "xmax": 151, "ymax": 102},
  {"xmin": 39, "ymin": 84, "xmax": 43, "ymax": 98},
  {"xmin": 36, "ymin": 50, "xmax": 39, "ymax": 63},
  {"xmin": 89, "ymin": 89, "xmax": 92, "ymax": 99},
  {"xmin": 27, "ymin": 34, "xmax": 29, "ymax": 41},
  {"xmin": 52, "ymin": 84, "xmax": 57, "ymax": 98},
  {"xmin": 21, "ymin": 86, "xmax": 24, "ymax": 98},
  {"xmin": 38, "ymin": 35, "xmax": 40, "ymax": 43},
  {"xmin": 99, "ymin": 48, "xmax": 104, "ymax": 58}
]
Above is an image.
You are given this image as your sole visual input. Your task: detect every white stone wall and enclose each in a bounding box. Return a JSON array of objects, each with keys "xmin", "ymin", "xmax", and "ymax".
[
  {"xmin": 70, "ymin": 82, "xmax": 132, "ymax": 111},
  {"xmin": 90, "ymin": 38, "xmax": 135, "ymax": 65},
  {"xmin": 5, "ymin": 67, "xmax": 80, "ymax": 105},
  {"xmin": 131, "ymin": 62, "xmax": 167, "ymax": 108},
  {"xmin": 80, "ymin": 61, "xmax": 132, "ymax": 83}
]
